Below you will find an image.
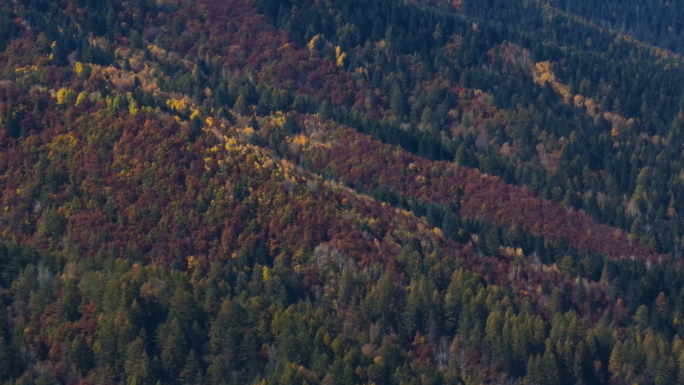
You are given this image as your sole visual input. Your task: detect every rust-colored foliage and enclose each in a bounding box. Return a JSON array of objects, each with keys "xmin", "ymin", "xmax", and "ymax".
[{"xmin": 297, "ymin": 122, "xmax": 660, "ymax": 263}]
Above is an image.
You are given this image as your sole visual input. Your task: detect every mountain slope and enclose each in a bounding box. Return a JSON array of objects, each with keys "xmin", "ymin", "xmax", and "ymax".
[{"xmin": 1, "ymin": 0, "xmax": 684, "ymax": 384}]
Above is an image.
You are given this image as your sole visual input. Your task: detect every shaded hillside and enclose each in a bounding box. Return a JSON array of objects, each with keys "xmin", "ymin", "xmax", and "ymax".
[
  {"xmin": 1, "ymin": 0, "xmax": 684, "ymax": 384},
  {"xmin": 542, "ymin": 0, "xmax": 684, "ymax": 53}
]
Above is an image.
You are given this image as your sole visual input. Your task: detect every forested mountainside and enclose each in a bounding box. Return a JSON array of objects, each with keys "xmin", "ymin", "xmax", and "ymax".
[
  {"xmin": 541, "ymin": 0, "xmax": 684, "ymax": 54},
  {"xmin": 2, "ymin": 0, "xmax": 684, "ymax": 384}
]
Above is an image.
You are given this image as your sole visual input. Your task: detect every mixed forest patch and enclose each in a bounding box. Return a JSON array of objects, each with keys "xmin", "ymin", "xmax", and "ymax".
[{"xmin": 1, "ymin": 0, "xmax": 684, "ymax": 384}]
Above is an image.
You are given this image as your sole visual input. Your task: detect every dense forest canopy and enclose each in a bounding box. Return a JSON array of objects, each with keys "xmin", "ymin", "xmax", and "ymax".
[
  {"xmin": 541, "ymin": 0, "xmax": 684, "ymax": 54},
  {"xmin": 1, "ymin": 0, "xmax": 684, "ymax": 384}
]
